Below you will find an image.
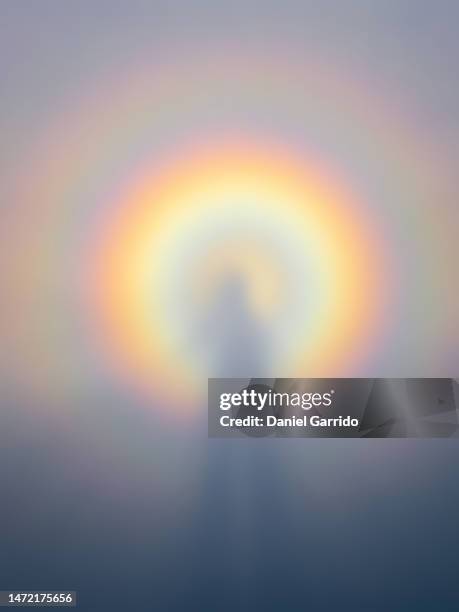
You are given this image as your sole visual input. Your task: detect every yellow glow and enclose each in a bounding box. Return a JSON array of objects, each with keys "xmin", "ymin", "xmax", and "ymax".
[{"xmin": 92, "ymin": 141, "xmax": 385, "ymax": 407}]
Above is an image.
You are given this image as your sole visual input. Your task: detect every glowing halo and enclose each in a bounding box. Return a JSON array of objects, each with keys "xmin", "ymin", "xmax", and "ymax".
[
  {"xmin": 3, "ymin": 49, "xmax": 455, "ymax": 409},
  {"xmin": 90, "ymin": 139, "xmax": 389, "ymax": 405}
]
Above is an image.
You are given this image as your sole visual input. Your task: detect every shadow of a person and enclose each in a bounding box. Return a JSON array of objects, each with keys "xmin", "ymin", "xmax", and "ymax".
[{"xmin": 200, "ymin": 272, "xmax": 267, "ymax": 379}]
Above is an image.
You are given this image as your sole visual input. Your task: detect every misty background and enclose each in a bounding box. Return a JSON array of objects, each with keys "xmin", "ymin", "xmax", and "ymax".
[{"xmin": 1, "ymin": 2, "xmax": 459, "ymax": 610}]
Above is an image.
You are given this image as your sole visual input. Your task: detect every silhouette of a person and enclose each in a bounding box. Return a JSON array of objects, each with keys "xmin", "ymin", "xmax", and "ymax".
[{"xmin": 201, "ymin": 272, "xmax": 267, "ymax": 378}]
